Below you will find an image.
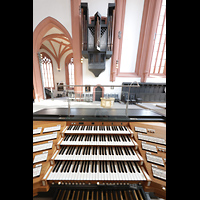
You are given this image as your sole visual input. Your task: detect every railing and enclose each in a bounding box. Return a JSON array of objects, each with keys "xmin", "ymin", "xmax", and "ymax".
[{"xmin": 47, "ymin": 82, "xmax": 140, "ymax": 117}]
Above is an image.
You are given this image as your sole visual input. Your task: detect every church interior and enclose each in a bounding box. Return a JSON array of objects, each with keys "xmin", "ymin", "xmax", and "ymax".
[{"xmin": 33, "ymin": 0, "xmax": 166, "ymax": 199}]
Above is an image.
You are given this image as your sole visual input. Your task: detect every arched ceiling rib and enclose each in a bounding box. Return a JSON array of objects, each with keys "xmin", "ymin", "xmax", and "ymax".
[{"xmin": 40, "ymin": 27, "xmax": 73, "ymax": 69}]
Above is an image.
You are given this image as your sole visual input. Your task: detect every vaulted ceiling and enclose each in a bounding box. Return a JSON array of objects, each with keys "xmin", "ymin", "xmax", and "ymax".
[{"xmin": 40, "ymin": 27, "xmax": 73, "ymax": 69}]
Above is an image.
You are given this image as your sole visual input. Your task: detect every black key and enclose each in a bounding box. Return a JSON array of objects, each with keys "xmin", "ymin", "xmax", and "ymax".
[
  {"xmin": 95, "ymin": 161, "xmax": 97, "ymax": 173},
  {"xmin": 105, "ymin": 161, "xmax": 108, "ymax": 173},
  {"xmin": 122, "ymin": 161, "xmax": 127, "ymax": 173},
  {"xmin": 72, "ymin": 161, "xmax": 77, "ymax": 172},
  {"xmin": 92, "ymin": 161, "xmax": 94, "ymax": 173},
  {"xmin": 87, "ymin": 146, "xmax": 90, "ymax": 155},
  {"xmin": 75, "ymin": 161, "xmax": 80, "ymax": 172},
  {"xmin": 129, "ymin": 161, "xmax": 135, "ymax": 173},
  {"xmin": 52, "ymin": 161, "xmax": 60, "ymax": 172},
  {"xmin": 104, "ymin": 147, "xmax": 107, "ymax": 155},
  {"xmin": 122, "ymin": 135, "xmax": 127, "ymax": 142},
  {"xmin": 78, "ymin": 147, "xmax": 82, "ymax": 155},
  {"xmin": 102, "ymin": 147, "xmax": 104, "ymax": 155},
  {"xmin": 71, "ymin": 146, "xmax": 76, "ymax": 155},
  {"xmin": 61, "ymin": 161, "xmax": 68, "ymax": 172},
  {"xmin": 108, "ymin": 147, "xmax": 111, "ymax": 155},
  {"xmin": 75, "ymin": 146, "xmax": 79, "ymax": 155},
  {"xmin": 119, "ymin": 161, "xmax": 124, "ymax": 173},
  {"xmin": 109, "ymin": 161, "xmax": 113, "ymax": 173},
  {"xmin": 99, "ymin": 147, "xmax": 101, "ymax": 155},
  {"xmin": 129, "ymin": 147, "xmax": 135, "ymax": 155},
  {"xmin": 59, "ymin": 146, "xmax": 66, "ymax": 155},
  {"xmin": 126, "ymin": 161, "xmax": 132, "ymax": 173},
  {"xmin": 86, "ymin": 161, "xmax": 90, "ymax": 172},
  {"xmin": 124, "ymin": 147, "xmax": 129, "ymax": 155},
  {"xmin": 126, "ymin": 135, "xmax": 131, "ymax": 141},
  {"xmin": 64, "ymin": 135, "xmax": 70, "ymax": 141},
  {"xmin": 102, "ymin": 161, "xmax": 105, "ymax": 172},
  {"xmin": 64, "ymin": 161, "xmax": 70, "ymax": 172},
  {"xmin": 63, "ymin": 161, "xmax": 69, "ymax": 172},
  {"xmin": 134, "ymin": 162, "xmax": 140, "ymax": 173},
  {"xmin": 118, "ymin": 147, "xmax": 122, "ymax": 155},
  {"xmin": 123, "ymin": 126, "xmax": 128, "ymax": 131},
  {"xmin": 88, "ymin": 146, "xmax": 91, "ymax": 155},
  {"xmin": 67, "ymin": 125, "xmax": 72, "ymax": 130},
  {"xmin": 67, "ymin": 161, "xmax": 72, "ymax": 172},
  {"xmin": 99, "ymin": 161, "xmax": 101, "ymax": 173},
  {"xmin": 55, "ymin": 161, "xmax": 62, "ymax": 172},
  {"xmin": 65, "ymin": 146, "xmax": 71, "ymax": 155},
  {"xmin": 82, "ymin": 147, "xmax": 86, "ymax": 155},
  {"xmin": 117, "ymin": 161, "xmax": 121, "ymax": 173},
  {"xmin": 85, "ymin": 146, "xmax": 88, "ymax": 155},
  {"xmin": 92, "ymin": 147, "xmax": 94, "ymax": 155},
  {"xmin": 111, "ymin": 147, "xmax": 114, "ymax": 155},
  {"xmin": 81, "ymin": 135, "xmax": 84, "ymax": 141},
  {"xmin": 120, "ymin": 126, "xmax": 124, "ymax": 131},
  {"xmin": 112, "ymin": 162, "xmax": 116, "ymax": 173},
  {"xmin": 80, "ymin": 161, "xmax": 84, "ymax": 172},
  {"xmin": 115, "ymin": 147, "xmax": 118, "ymax": 155},
  {"xmin": 75, "ymin": 135, "xmax": 78, "ymax": 141},
  {"xmin": 83, "ymin": 161, "xmax": 87, "ymax": 172},
  {"xmin": 68, "ymin": 146, "xmax": 73, "ymax": 155}
]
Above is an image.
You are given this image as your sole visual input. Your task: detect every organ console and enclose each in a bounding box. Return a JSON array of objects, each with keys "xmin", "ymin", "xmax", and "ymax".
[{"xmin": 33, "ymin": 120, "xmax": 166, "ymax": 199}]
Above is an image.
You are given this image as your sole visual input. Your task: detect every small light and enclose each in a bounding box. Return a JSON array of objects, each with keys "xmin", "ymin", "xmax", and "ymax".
[
  {"xmin": 162, "ymin": 186, "xmax": 166, "ymax": 190},
  {"xmin": 81, "ymin": 57, "xmax": 83, "ymax": 63},
  {"xmin": 116, "ymin": 60, "xmax": 119, "ymax": 68}
]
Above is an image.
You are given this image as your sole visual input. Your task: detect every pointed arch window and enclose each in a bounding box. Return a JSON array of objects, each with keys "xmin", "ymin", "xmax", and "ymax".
[
  {"xmin": 150, "ymin": 0, "xmax": 166, "ymax": 75},
  {"xmin": 41, "ymin": 54, "xmax": 55, "ymax": 88},
  {"xmin": 68, "ymin": 58, "xmax": 74, "ymax": 87}
]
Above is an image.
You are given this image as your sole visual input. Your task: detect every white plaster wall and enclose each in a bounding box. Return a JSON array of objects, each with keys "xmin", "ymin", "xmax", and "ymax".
[
  {"xmin": 81, "ymin": 0, "xmax": 143, "ymax": 99},
  {"xmin": 120, "ymin": 0, "xmax": 144, "ymax": 73},
  {"xmin": 33, "ymin": 0, "xmax": 72, "ymax": 37},
  {"xmin": 146, "ymin": 77, "xmax": 166, "ymax": 83},
  {"xmin": 82, "ymin": 0, "xmax": 115, "ymax": 17},
  {"xmin": 82, "ymin": 57, "xmax": 141, "ymax": 100}
]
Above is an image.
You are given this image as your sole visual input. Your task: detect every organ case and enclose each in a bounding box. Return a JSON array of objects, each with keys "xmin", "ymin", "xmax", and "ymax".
[{"xmin": 81, "ymin": 3, "xmax": 115, "ymax": 77}]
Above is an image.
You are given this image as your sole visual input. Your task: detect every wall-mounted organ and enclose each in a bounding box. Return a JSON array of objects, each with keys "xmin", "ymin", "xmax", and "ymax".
[{"xmin": 81, "ymin": 3, "xmax": 115, "ymax": 77}]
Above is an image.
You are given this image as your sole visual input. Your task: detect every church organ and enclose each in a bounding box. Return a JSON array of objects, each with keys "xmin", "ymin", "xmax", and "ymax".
[
  {"xmin": 33, "ymin": 120, "xmax": 166, "ymax": 199},
  {"xmin": 81, "ymin": 3, "xmax": 115, "ymax": 77}
]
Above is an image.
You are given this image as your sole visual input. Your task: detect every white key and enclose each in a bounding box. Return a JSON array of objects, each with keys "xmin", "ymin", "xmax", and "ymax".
[
  {"xmin": 74, "ymin": 161, "xmax": 80, "ymax": 180},
  {"xmin": 132, "ymin": 162, "xmax": 141, "ymax": 180},
  {"xmin": 135, "ymin": 162, "xmax": 146, "ymax": 180},
  {"xmin": 57, "ymin": 161, "xmax": 65, "ymax": 180},
  {"xmin": 113, "ymin": 161, "xmax": 118, "ymax": 180}
]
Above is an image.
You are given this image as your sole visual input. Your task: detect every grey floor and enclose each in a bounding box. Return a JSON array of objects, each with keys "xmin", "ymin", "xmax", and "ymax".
[
  {"xmin": 33, "ymin": 97, "xmax": 166, "ymax": 116},
  {"xmin": 137, "ymin": 103, "xmax": 166, "ymax": 117}
]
